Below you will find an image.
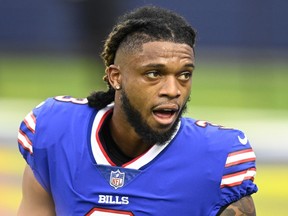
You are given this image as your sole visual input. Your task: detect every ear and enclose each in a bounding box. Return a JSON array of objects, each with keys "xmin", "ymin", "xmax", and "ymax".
[{"xmin": 106, "ymin": 65, "xmax": 121, "ymax": 90}]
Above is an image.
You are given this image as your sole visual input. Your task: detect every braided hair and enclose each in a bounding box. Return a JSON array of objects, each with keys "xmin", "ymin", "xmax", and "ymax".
[{"xmin": 87, "ymin": 6, "xmax": 196, "ymax": 109}]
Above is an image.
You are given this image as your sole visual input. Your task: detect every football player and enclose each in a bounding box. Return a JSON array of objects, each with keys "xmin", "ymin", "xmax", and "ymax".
[{"xmin": 18, "ymin": 6, "xmax": 257, "ymax": 215}]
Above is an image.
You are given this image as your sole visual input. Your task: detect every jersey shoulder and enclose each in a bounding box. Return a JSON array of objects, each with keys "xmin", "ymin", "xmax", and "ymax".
[
  {"xmin": 18, "ymin": 95, "xmax": 94, "ymax": 150},
  {"xmin": 18, "ymin": 96, "xmax": 96, "ymax": 191},
  {"xmin": 181, "ymin": 118, "xmax": 258, "ymax": 212},
  {"xmin": 180, "ymin": 117, "xmax": 251, "ymax": 151}
]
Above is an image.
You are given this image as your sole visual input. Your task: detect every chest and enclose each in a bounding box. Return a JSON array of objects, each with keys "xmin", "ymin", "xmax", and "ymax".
[{"xmin": 51, "ymin": 148, "xmax": 223, "ymax": 215}]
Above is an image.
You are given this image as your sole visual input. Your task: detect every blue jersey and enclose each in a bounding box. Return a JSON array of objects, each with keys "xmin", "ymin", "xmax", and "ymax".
[{"xmin": 18, "ymin": 96, "xmax": 258, "ymax": 216}]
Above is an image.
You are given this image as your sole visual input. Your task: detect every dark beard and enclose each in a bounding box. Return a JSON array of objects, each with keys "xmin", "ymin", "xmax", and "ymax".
[{"xmin": 120, "ymin": 89, "xmax": 188, "ymax": 146}]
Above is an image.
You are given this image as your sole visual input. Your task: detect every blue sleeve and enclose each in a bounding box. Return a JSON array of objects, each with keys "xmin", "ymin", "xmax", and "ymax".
[
  {"xmin": 17, "ymin": 98, "xmax": 55, "ymax": 192},
  {"xmin": 214, "ymin": 129, "xmax": 258, "ymax": 214}
]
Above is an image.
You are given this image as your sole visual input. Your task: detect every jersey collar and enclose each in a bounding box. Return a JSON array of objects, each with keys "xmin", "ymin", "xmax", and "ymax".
[{"xmin": 90, "ymin": 104, "xmax": 181, "ymax": 169}]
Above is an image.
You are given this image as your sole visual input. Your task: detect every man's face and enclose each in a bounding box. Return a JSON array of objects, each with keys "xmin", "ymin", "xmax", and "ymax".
[{"xmin": 114, "ymin": 41, "xmax": 195, "ymax": 144}]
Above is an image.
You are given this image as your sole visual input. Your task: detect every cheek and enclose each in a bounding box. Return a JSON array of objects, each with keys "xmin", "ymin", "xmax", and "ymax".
[
  {"xmin": 124, "ymin": 83, "xmax": 155, "ymax": 114},
  {"xmin": 185, "ymin": 85, "xmax": 192, "ymax": 98},
  {"xmin": 125, "ymin": 79, "xmax": 154, "ymax": 100},
  {"xmin": 128, "ymin": 88, "xmax": 153, "ymax": 109},
  {"xmin": 182, "ymin": 81, "xmax": 192, "ymax": 97}
]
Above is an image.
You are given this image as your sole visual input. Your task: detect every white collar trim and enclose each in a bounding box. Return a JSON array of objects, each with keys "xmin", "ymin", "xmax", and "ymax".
[{"xmin": 90, "ymin": 104, "xmax": 181, "ymax": 169}]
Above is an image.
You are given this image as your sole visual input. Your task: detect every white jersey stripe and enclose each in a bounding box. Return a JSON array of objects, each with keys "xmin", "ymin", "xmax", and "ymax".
[
  {"xmin": 90, "ymin": 104, "xmax": 180, "ymax": 169},
  {"xmin": 124, "ymin": 123, "xmax": 180, "ymax": 169},
  {"xmin": 91, "ymin": 105, "xmax": 114, "ymax": 166},
  {"xmin": 24, "ymin": 111, "xmax": 36, "ymax": 133},
  {"xmin": 225, "ymin": 150, "xmax": 256, "ymax": 167},
  {"xmin": 221, "ymin": 168, "xmax": 256, "ymax": 188},
  {"xmin": 18, "ymin": 130, "xmax": 33, "ymax": 154}
]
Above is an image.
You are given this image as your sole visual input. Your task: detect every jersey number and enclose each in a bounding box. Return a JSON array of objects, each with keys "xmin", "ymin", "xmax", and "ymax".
[
  {"xmin": 195, "ymin": 120, "xmax": 232, "ymax": 130},
  {"xmin": 86, "ymin": 207, "xmax": 134, "ymax": 216},
  {"xmin": 54, "ymin": 95, "xmax": 88, "ymax": 104}
]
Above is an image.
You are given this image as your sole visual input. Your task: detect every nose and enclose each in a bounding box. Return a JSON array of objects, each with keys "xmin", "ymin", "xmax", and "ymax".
[{"xmin": 159, "ymin": 76, "xmax": 181, "ymax": 98}]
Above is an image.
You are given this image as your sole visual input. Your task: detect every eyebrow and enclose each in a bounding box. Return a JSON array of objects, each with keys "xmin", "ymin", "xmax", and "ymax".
[{"xmin": 143, "ymin": 63, "xmax": 195, "ymax": 69}]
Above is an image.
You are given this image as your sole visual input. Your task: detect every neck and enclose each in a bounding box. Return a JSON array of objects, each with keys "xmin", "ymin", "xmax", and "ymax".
[{"xmin": 109, "ymin": 109, "xmax": 152, "ymax": 158}]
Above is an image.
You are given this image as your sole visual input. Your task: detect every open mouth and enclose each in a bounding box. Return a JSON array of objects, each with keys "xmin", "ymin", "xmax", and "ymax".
[
  {"xmin": 153, "ymin": 108, "xmax": 178, "ymax": 118},
  {"xmin": 152, "ymin": 104, "xmax": 179, "ymax": 125}
]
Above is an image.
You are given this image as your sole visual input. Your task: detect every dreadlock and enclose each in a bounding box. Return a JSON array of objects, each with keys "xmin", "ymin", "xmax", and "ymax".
[{"xmin": 87, "ymin": 6, "xmax": 197, "ymax": 110}]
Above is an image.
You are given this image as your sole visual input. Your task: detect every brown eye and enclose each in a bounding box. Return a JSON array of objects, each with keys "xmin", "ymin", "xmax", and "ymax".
[
  {"xmin": 146, "ymin": 71, "xmax": 160, "ymax": 79},
  {"xmin": 178, "ymin": 72, "xmax": 192, "ymax": 81}
]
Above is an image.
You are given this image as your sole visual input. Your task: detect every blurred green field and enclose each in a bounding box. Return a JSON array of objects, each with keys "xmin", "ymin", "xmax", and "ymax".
[
  {"xmin": 0, "ymin": 55, "xmax": 288, "ymax": 110},
  {"xmin": 0, "ymin": 56, "xmax": 105, "ymax": 100},
  {"xmin": 0, "ymin": 56, "xmax": 288, "ymax": 215}
]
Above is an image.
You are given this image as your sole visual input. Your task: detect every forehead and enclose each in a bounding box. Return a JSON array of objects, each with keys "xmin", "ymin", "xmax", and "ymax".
[
  {"xmin": 115, "ymin": 41, "xmax": 194, "ymax": 67},
  {"xmin": 138, "ymin": 41, "xmax": 194, "ymax": 62}
]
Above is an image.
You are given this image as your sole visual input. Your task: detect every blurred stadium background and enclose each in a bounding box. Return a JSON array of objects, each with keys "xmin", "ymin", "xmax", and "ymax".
[{"xmin": 0, "ymin": 0, "xmax": 287, "ymax": 215}]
